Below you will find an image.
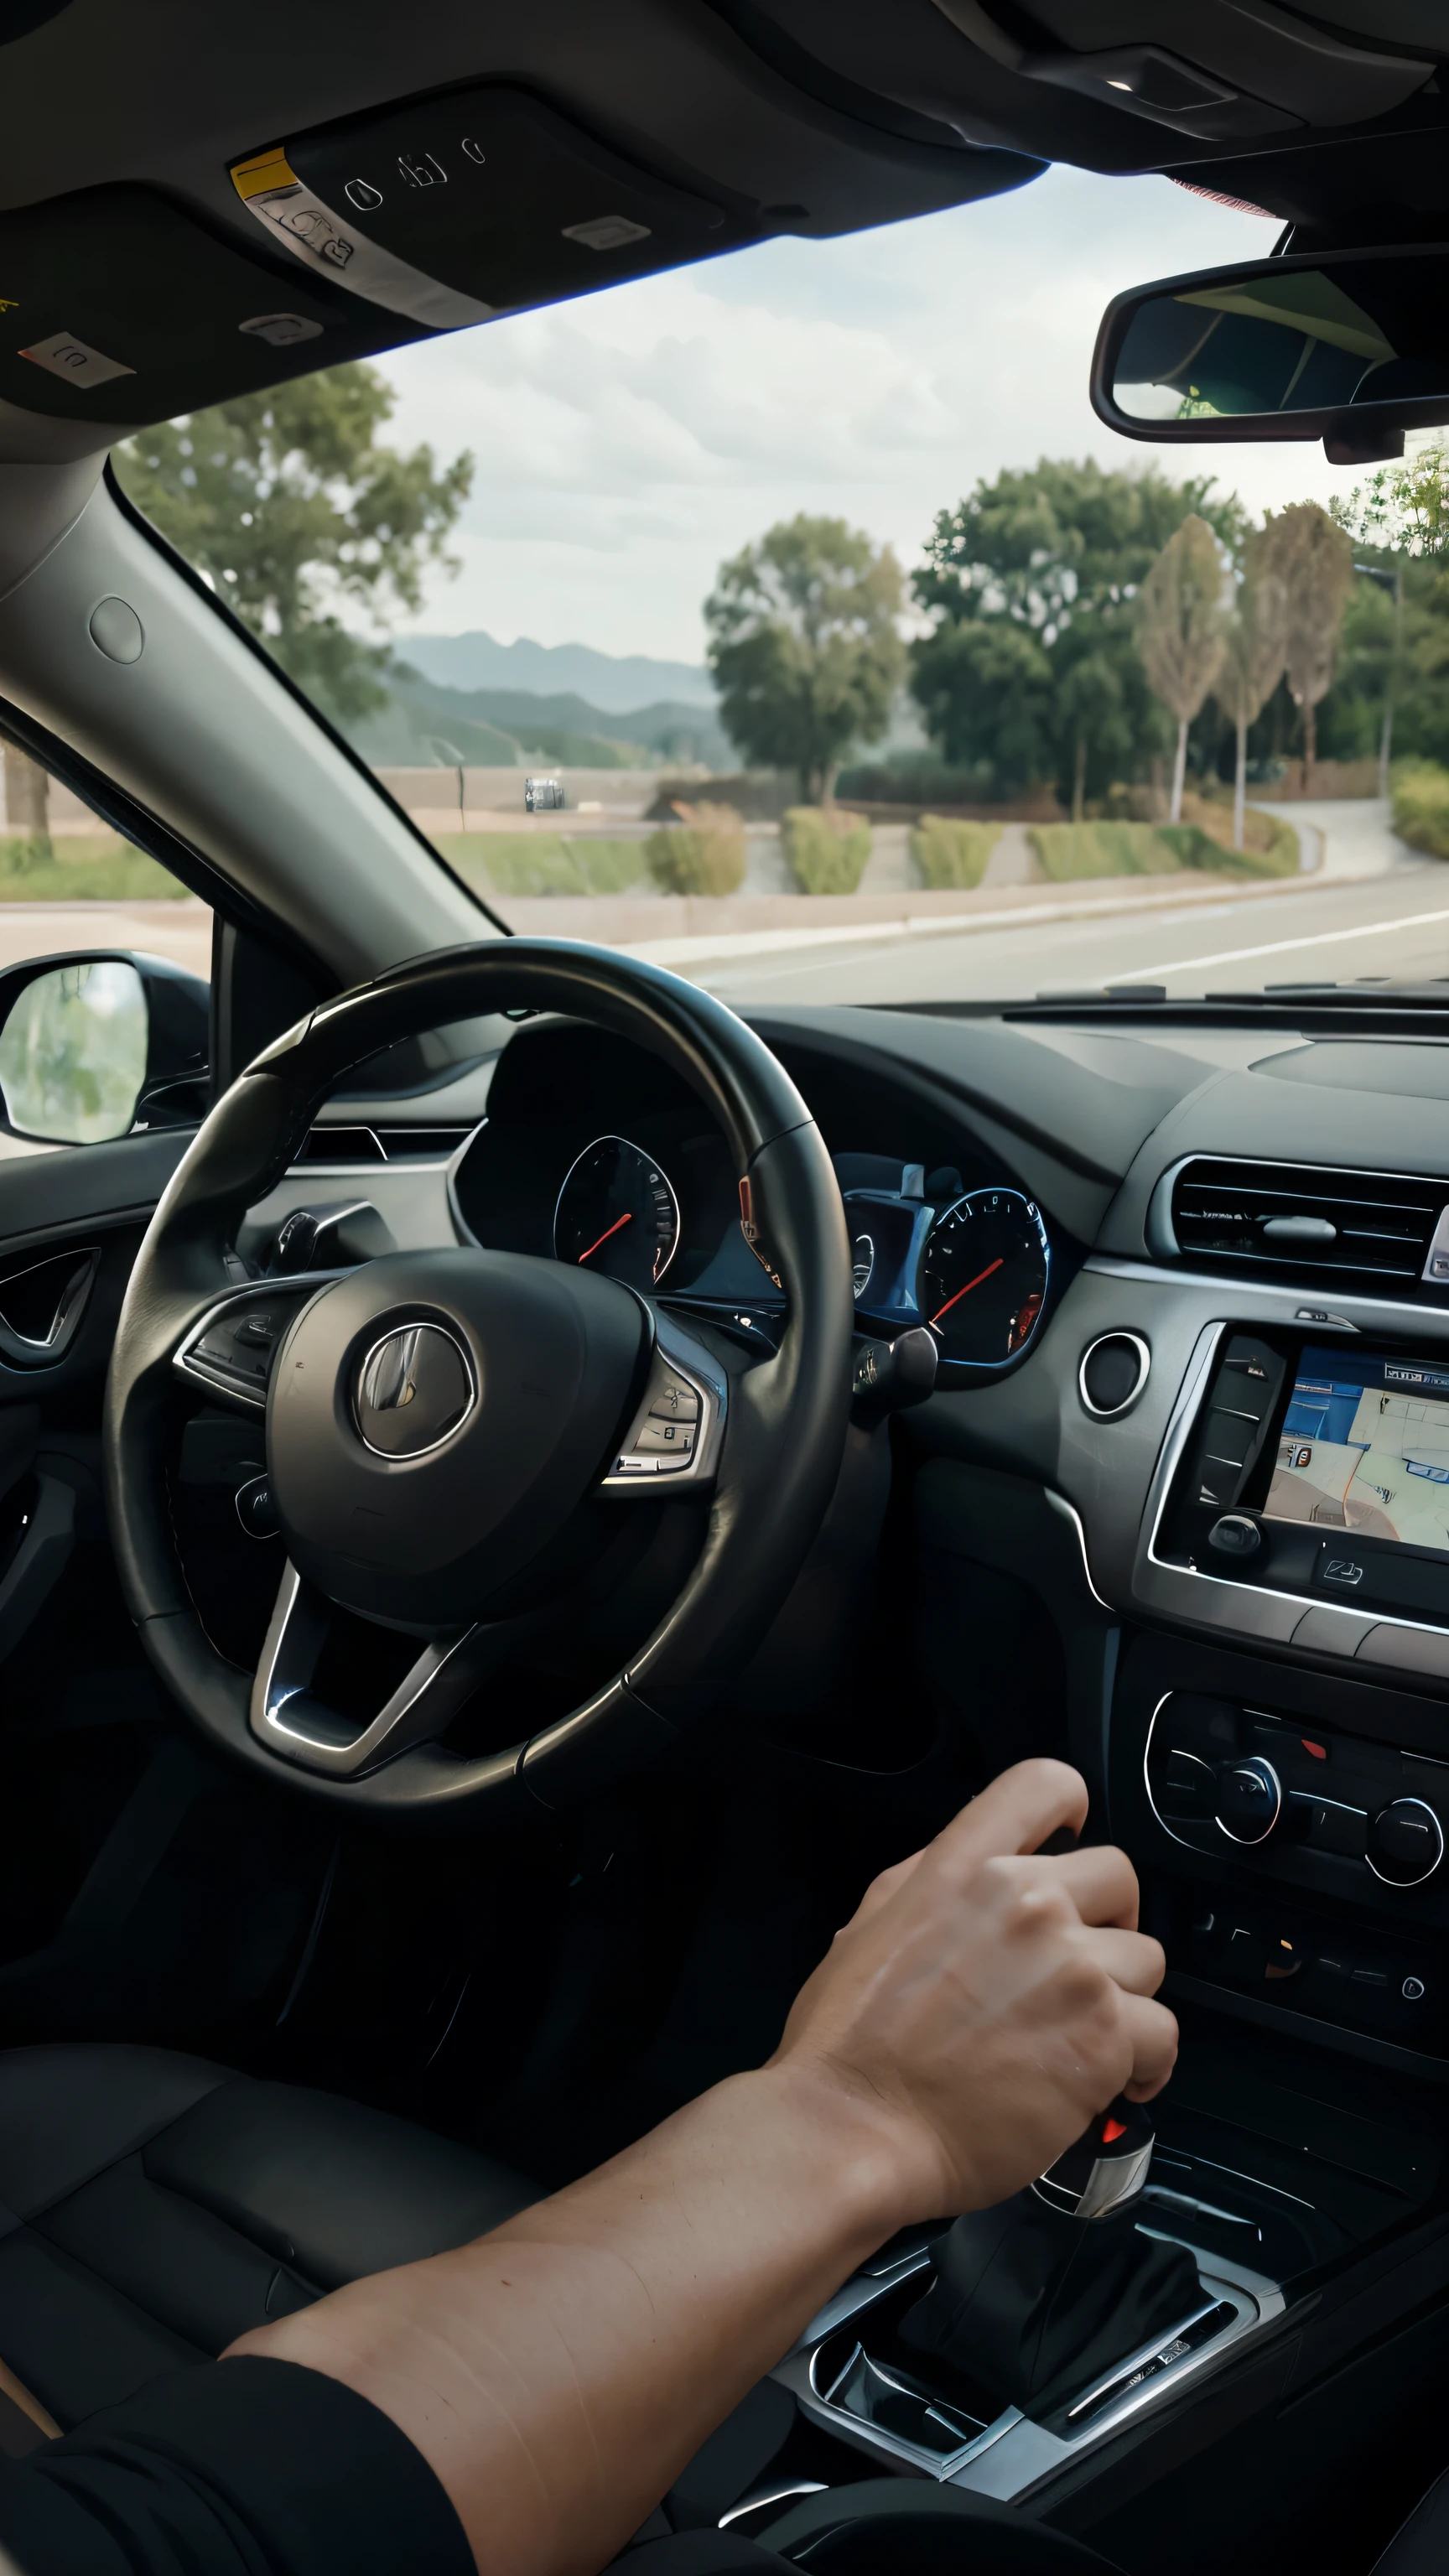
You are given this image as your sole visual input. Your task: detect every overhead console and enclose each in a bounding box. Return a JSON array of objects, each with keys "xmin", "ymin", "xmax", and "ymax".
[
  {"xmin": 0, "ymin": 87, "xmax": 758, "ymax": 433},
  {"xmin": 229, "ymin": 87, "xmax": 745, "ymax": 337}
]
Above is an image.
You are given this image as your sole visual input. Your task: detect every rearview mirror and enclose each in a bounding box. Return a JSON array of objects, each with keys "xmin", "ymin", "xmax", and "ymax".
[
  {"xmin": 0, "ymin": 950, "xmax": 209, "ymax": 1146},
  {"xmin": 1093, "ymin": 245, "xmax": 1449, "ymax": 465}
]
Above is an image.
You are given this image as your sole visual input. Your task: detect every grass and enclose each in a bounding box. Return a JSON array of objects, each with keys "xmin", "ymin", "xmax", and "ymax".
[
  {"xmin": 442, "ymin": 834, "xmax": 647, "ymax": 899},
  {"xmin": 1029, "ymin": 816, "xmax": 1299, "ymax": 884},
  {"xmin": 0, "ymin": 834, "xmax": 187, "ymax": 900},
  {"xmin": 910, "ymin": 816, "xmax": 1000, "ymax": 891}
]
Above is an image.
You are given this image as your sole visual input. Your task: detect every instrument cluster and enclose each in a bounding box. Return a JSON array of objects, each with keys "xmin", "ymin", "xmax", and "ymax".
[
  {"xmin": 844, "ymin": 1179, "xmax": 1052, "ymax": 1376},
  {"xmin": 450, "ymin": 1025, "xmax": 1057, "ymax": 1376}
]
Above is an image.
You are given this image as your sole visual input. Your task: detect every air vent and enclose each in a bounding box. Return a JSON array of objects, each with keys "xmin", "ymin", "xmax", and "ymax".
[
  {"xmin": 298, "ymin": 1124, "xmax": 472, "ymax": 1165},
  {"xmin": 1167, "ymin": 1158, "xmax": 1446, "ymax": 1286}
]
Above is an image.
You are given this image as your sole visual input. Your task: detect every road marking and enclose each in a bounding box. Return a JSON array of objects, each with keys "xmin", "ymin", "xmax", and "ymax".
[{"xmin": 1130, "ymin": 904, "xmax": 1449, "ymax": 979}]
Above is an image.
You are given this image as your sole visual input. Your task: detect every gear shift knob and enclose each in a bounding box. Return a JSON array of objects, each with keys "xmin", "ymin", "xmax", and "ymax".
[
  {"xmin": 899, "ymin": 2096, "xmax": 1198, "ymax": 2418},
  {"xmin": 1032, "ymin": 2096, "xmax": 1156, "ymax": 2223}
]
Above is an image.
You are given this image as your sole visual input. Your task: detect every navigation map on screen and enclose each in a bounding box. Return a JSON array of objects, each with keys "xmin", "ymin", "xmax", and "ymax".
[{"xmin": 1264, "ymin": 1346, "xmax": 1449, "ymax": 1555}]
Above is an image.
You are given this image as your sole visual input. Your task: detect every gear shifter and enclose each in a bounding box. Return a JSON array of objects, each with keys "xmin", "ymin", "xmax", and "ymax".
[{"xmin": 899, "ymin": 2099, "xmax": 1202, "ymax": 2418}]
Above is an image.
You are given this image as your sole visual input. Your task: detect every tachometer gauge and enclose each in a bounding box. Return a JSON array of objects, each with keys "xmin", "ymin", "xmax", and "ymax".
[
  {"xmin": 920, "ymin": 1187, "xmax": 1050, "ymax": 1366},
  {"xmin": 553, "ymin": 1135, "xmax": 680, "ymax": 1291}
]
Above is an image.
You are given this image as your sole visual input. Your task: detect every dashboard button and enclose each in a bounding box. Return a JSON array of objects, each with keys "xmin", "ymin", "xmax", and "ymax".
[
  {"xmin": 1201, "ymin": 1411, "xmax": 1258, "ymax": 1470},
  {"xmin": 1290, "ymin": 1794, "xmax": 1367, "ymax": 1858},
  {"xmin": 1368, "ymin": 1797, "xmax": 1445, "ymax": 1888},
  {"xmin": 1208, "ymin": 1514, "xmax": 1261, "ymax": 1559},
  {"xmin": 1216, "ymin": 1756, "xmax": 1282, "ymax": 1846}
]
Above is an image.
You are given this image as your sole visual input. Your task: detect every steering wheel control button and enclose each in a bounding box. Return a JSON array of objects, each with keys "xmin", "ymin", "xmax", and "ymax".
[
  {"xmin": 604, "ymin": 1332, "xmax": 722, "ymax": 1492},
  {"xmin": 1216, "ymin": 1756, "xmax": 1282, "ymax": 1846},
  {"xmin": 1367, "ymin": 1796, "xmax": 1445, "ymax": 1888},
  {"xmin": 635, "ymin": 1417, "xmax": 695, "ymax": 1457},
  {"xmin": 649, "ymin": 1374, "xmax": 700, "ymax": 1422},
  {"xmin": 180, "ymin": 1286, "xmax": 323, "ymax": 1407},
  {"xmin": 355, "ymin": 1322, "xmax": 475, "ymax": 1458},
  {"xmin": 1208, "ymin": 1513, "xmax": 1261, "ymax": 1559}
]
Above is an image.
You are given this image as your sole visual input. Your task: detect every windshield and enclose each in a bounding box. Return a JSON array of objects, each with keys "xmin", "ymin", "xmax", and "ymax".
[{"xmin": 112, "ymin": 166, "xmax": 1449, "ymax": 1016}]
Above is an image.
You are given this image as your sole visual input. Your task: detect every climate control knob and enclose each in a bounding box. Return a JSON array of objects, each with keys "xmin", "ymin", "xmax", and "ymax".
[
  {"xmin": 1215, "ymin": 1756, "xmax": 1282, "ymax": 1846},
  {"xmin": 1367, "ymin": 1798, "xmax": 1445, "ymax": 1888}
]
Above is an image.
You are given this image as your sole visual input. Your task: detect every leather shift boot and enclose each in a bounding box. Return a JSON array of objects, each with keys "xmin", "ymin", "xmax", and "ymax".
[{"xmin": 899, "ymin": 2193, "xmax": 1203, "ymax": 2420}]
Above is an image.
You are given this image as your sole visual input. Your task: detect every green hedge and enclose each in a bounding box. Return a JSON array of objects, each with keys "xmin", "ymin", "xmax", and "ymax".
[
  {"xmin": 642, "ymin": 802, "xmax": 746, "ymax": 896},
  {"xmin": 1030, "ymin": 818, "xmax": 1297, "ymax": 883},
  {"xmin": 910, "ymin": 816, "xmax": 1000, "ymax": 891},
  {"xmin": 1392, "ymin": 765, "xmax": 1449, "ymax": 860},
  {"xmin": 782, "ymin": 807, "xmax": 872, "ymax": 895}
]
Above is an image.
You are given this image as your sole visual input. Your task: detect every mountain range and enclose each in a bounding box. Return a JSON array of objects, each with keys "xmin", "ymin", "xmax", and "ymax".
[
  {"xmin": 348, "ymin": 660, "xmax": 731, "ymax": 772},
  {"xmin": 392, "ymin": 631, "xmax": 716, "ymax": 714}
]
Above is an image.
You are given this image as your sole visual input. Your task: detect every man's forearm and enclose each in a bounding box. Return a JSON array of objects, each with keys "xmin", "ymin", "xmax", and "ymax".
[{"xmin": 230, "ymin": 2060, "xmax": 913, "ymax": 2576}]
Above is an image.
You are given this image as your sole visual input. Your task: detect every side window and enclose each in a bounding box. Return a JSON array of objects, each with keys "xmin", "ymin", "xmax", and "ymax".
[{"xmin": 0, "ymin": 741, "xmax": 211, "ymax": 1155}]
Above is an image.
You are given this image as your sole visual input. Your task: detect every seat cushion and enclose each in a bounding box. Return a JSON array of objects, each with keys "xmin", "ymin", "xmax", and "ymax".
[{"xmin": 0, "ymin": 2043, "xmax": 539, "ymax": 2430}]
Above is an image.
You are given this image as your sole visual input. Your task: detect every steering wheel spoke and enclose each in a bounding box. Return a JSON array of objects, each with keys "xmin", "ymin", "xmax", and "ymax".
[
  {"xmin": 174, "ymin": 1274, "xmax": 341, "ymax": 1416},
  {"xmin": 252, "ymin": 1560, "xmax": 527, "ymax": 1777},
  {"xmin": 600, "ymin": 1312, "xmax": 727, "ymax": 1493}
]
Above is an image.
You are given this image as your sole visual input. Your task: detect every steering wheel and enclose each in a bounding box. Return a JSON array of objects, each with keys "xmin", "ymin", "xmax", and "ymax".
[{"xmin": 104, "ymin": 942, "xmax": 853, "ymax": 1819}]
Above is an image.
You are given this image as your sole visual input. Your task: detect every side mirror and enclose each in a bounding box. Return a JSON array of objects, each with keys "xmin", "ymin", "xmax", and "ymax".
[
  {"xmin": 0, "ymin": 950, "xmax": 210, "ymax": 1146},
  {"xmin": 1092, "ymin": 245, "xmax": 1449, "ymax": 465}
]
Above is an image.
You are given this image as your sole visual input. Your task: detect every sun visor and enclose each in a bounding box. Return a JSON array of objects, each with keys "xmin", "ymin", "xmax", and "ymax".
[
  {"xmin": 229, "ymin": 86, "xmax": 745, "ymax": 329},
  {"xmin": 0, "ymin": 185, "xmax": 409, "ymax": 427}
]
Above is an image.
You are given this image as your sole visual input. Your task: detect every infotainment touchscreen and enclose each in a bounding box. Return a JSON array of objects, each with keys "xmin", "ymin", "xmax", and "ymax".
[{"xmin": 1264, "ymin": 1345, "xmax": 1449, "ymax": 1558}]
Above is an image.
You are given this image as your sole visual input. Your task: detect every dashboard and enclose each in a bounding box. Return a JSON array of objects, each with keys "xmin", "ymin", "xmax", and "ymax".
[{"xmin": 223, "ymin": 993, "xmax": 1449, "ymax": 2075}]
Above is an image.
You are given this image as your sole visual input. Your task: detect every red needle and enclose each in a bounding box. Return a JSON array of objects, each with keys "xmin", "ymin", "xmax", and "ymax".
[
  {"xmin": 577, "ymin": 1211, "xmax": 632, "ymax": 1265},
  {"xmin": 930, "ymin": 1255, "xmax": 1003, "ymax": 1327}
]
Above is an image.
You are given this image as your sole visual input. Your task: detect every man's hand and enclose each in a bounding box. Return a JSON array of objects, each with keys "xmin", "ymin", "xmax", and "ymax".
[{"xmin": 771, "ymin": 1758, "xmax": 1176, "ymax": 2222}]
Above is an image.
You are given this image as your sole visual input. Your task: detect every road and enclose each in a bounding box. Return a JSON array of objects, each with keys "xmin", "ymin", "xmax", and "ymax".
[{"xmin": 698, "ymin": 854, "xmax": 1449, "ymax": 1011}]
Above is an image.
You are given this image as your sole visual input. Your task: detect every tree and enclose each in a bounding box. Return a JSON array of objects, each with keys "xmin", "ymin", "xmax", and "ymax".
[
  {"xmin": 908, "ymin": 619, "xmax": 1055, "ymax": 792},
  {"xmin": 910, "ymin": 458, "xmax": 1244, "ymax": 805},
  {"xmin": 1259, "ymin": 501, "xmax": 1357, "ymax": 783},
  {"xmin": 1215, "ymin": 532, "xmax": 1287, "ymax": 849},
  {"xmin": 1335, "ymin": 440, "xmax": 1449, "ymax": 564},
  {"xmin": 1333, "ymin": 447, "xmax": 1449, "ymax": 792},
  {"xmin": 1136, "ymin": 515, "xmax": 1228, "ymax": 820},
  {"xmin": 1053, "ymin": 634, "xmax": 1135, "ymax": 824},
  {"xmin": 705, "ymin": 516, "xmax": 905, "ymax": 802},
  {"xmin": 114, "ymin": 364, "xmax": 473, "ymax": 722}
]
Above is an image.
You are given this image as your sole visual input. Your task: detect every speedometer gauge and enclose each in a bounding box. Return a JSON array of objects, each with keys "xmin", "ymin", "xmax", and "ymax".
[
  {"xmin": 553, "ymin": 1135, "xmax": 680, "ymax": 1291},
  {"xmin": 920, "ymin": 1187, "xmax": 1050, "ymax": 1365}
]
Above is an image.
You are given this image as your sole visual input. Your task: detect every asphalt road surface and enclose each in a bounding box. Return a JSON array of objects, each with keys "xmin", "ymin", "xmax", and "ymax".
[{"xmin": 702, "ymin": 856, "xmax": 1449, "ymax": 1012}]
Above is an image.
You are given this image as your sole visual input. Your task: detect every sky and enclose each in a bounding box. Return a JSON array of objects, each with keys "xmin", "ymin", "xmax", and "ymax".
[{"xmin": 376, "ymin": 162, "xmax": 1350, "ymax": 667}]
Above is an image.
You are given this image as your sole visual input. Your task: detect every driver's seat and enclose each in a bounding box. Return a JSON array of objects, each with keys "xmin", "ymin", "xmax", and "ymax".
[{"xmin": 0, "ymin": 2043, "xmax": 541, "ymax": 2434}]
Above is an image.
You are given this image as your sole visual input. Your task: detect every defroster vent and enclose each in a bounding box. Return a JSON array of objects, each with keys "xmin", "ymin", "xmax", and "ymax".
[{"xmin": 1166, "ymin": 1158, "xmax": 1446, "ymax": 1286}]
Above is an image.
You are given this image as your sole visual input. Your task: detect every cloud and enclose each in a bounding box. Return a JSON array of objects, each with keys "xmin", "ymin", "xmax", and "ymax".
[{"xmin": 377, "ymin": 165, "xmax": 1351, "ymax": 660}]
